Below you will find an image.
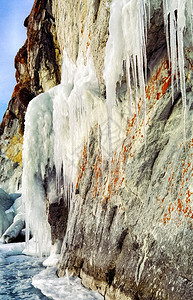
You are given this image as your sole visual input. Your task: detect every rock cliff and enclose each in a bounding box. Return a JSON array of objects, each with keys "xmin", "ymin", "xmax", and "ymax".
[
  {"xmin": 0, "ymin": 0, "xmax": 61, "ymax": 192},
  {"xmin": 1, "ymin": 1, "xmax": 193, "ymax": 300}
]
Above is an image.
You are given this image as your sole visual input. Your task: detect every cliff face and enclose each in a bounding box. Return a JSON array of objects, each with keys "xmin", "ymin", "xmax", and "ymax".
[
  {"xmin": 52, "ymin": 0, "xmax": 111, "ymax": 91},
  {"xmin": 0, "ymin": 0, "xmax": 61, "ymax": 192},
  {"xmin": 2, "ymin": 0, "xmax": 193, "ymax": 300}
]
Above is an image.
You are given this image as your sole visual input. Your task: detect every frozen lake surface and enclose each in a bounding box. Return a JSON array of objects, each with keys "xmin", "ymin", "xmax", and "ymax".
[
  {"xmin": 0, "ymin": 242, "xmax": 103, "ymax": 300},
  {"xmin": 0, "ymin": 252, "xmax": 50, "ymax": 299}
]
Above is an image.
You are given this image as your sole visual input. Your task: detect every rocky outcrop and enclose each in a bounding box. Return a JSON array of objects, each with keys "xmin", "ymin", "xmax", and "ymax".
[{"xmin": 0, "ymin": 0, "xmax": 62, "ymax": 192}]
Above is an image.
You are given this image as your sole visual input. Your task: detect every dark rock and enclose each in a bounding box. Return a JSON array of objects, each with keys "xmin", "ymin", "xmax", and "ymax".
[{"xmin": 48, "ymin": 197, "xmax": 68, "ymax": 244}]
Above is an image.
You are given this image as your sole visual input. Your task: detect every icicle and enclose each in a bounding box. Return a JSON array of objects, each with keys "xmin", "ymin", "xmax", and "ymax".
[
  {"xmin": 103, "ymin": 0, "xmax": 148, "ymax": 155},
  {"xmin": 66, "ymin": 268, "xmax": 70, "ymax": 285},
  {"xmin": 163, "ymin": 0, "xmax": 171, "ymax": 67},
  {"xmin": 178, "ymin": 24, "xmax": 187, "ymax": 141},
  {"xmin": 191, "ymin": 0, "xmax": 193, "ymax": 42},
  {"xmin": 103, "ymin": 0, "xmax": 124, "ymax": 172},
  {"xmin": 147, "ymin": 0, "xmax": 151, "ymax": 29},
  {"xmin": 53, "ymin": 47, "xmax": 121, "ymax": 206},
  {"xmin": 163, "ymin": 0, "xmax": 191, "ymax": 141},
  {"xmin": 143, "ymin": 1, "xmax": 148, "ymax": 43},
  {"xmin": 126, "ymin": 56, "xmax": 133, "ymax": 118}
]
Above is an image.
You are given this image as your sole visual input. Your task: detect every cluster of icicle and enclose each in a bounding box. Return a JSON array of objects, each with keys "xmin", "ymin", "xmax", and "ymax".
[
  {"xmin": 164, "ymin": 0, "xmax": 193, "ymax": 137},
  {"xmin": 22, "ymin": 49, "xmax": 127, "ymax": 255},
  {"xmin": 104, "ymin": 0, "xmax": 193, "ymax": 142},
  {"xmin": 22, "ymin": 0, "xmax": 193, "ymax": 255}
]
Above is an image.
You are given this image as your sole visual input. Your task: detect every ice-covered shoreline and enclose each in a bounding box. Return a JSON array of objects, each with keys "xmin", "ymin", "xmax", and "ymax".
[{"xmin": 0, "ymin": 241, "xmax": 103, "ymax": 300}]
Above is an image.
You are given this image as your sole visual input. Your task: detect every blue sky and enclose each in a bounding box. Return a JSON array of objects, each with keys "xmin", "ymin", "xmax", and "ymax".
[{"xmin": 0, "ymin": 0, "xmax": 34, "ymax": 123}]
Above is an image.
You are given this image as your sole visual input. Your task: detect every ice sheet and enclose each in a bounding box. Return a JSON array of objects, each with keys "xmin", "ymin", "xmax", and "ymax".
[
  {"xmin": 0, "ymin": 242, "xmax": 104, "ymax": 299},
  {"xmin": 0, "ymin": 241, "xmax": 25, "ymax": 257},
  {"xmin": 32, "ymin": 267, "xmax": 104, "ymax": 300}
]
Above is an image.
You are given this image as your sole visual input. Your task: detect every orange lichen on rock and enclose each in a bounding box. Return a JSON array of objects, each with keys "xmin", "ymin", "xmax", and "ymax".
[
  {"xmin": 160, "ymin": 156, "xmax": 193, "ymax": 226},
  {"xmin": 125, "ymin": 60, "xmax": 171, "ymax": 150},
  {"xmin": 76, "ymin": 144, "xmax": 88, "ymax": 189},
  {"xmin": 77, "ymin": 60, "xmax": 174, "ymax": 214},
  {"xmin": 89, "ymin": 149, "xmax": 126, "ymax": 211},
  {"xmin": 101, "ymin": 155, "xmax": 125, "ymax": 207},
  {"xmin": 185, "ymin": 48, "xmax": 193, "ymax": 70},
  {"xmin": 145, "ymin": 60, "xmax": 171, "ymax": 101},
  {"xmin": 126, "ymin": 114, "xmax": 137, "ymax": 137},
  {"xmin": 93, "ymin": 155, "xmax": 102, "ymax": 198}
]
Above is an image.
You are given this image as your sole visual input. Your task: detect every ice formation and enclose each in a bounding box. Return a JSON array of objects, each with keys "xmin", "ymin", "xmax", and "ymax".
[
  {"xmin": 103, "ymin": 0, "xmax": 149, "ymax": 150},
  {"xmin": 104, "ymin": 0, "xmax": 192, "ymax": 139},
  {"xmin": 53, "ymin": 50, "xmax": 101, "ymax": 195},
  {"xmin": 22, "ymin": 48, "xmax": 127, "ymax": 254},
  {"xmin": 32, "ymin": 267, "xmax": 104, "ymax": 300},
  {"xmin": 22, "ymin": 91, "xmax": 54, "ymax": 255},
  {"xmin": 22, "ymin": 0, "xmax": 193, "ymax": 256},
  {"xmin": 163, "ymin": 0, "xmax": 192, "ymax": 138},
  {"xmin": 53, "ymin": 49, "xmax": 128, "ymax": 191},
  {"xmin": 0, "ymin": 241, "xmax": 104, "ymax": 299},
  {"xmin": 0, "ymin": 241, "xmax": 25, "ymax": 257}
]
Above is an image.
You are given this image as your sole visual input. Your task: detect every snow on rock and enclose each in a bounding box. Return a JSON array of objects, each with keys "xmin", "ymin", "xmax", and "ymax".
[
  {"xmin": 2, "ymin": 219, "xmax": 24, "ymax": 244},
  {"xmin": 19, "ymin": 2, "xmax": 193, "ymax": 298},
  {"xmin": 42, "ymin": 253, "xmax": 60, "ymax": 268},
  {"xmin": 1, "ymin": 195, "xmax": 25, "ymax": 243},
  {"xmin": 43, "ymin": 240, "xmax": 62, "ymax": 267},
  {"xmin": 22, "ymin": 0, "xmax": 193, "ymax": 256}
]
